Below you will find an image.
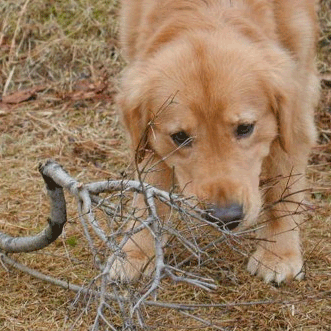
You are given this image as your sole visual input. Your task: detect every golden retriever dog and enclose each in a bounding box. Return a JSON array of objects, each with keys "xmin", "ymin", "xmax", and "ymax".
[{"xmin": 110, "ymin": 0, "xmax": 320, "ymax": 284}]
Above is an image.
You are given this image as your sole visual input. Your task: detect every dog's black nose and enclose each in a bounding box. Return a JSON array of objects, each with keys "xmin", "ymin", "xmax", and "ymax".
[{"xmin": 205, "ymin": 203, "xmax": 243, "ymax": 230}]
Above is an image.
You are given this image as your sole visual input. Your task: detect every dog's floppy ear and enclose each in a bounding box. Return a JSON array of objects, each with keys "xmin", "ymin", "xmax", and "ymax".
[
  {"xmin": 116, "ymin": 66, "xmax": 151, "ymax": 162},
  {"xmin": 263, "ymin": 51, "xmax": 299, "ymax": 154},
  {"xmin": 270, "ymin": 83, "xmax": 297, "ymax": 154}
]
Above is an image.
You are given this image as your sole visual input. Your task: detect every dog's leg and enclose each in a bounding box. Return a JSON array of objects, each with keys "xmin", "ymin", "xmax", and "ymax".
[
  {"xmin": 247, "ymin": 144, "xmax": 310, "ymax": 283},
  {"xmin": 108, "ymin": 153, "xmax": 172, "ymax": 282}
]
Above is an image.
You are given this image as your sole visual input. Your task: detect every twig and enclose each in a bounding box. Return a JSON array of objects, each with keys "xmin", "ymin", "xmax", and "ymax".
[
  {"xmin": 179, "ymin": 311, "xmax": 228, "ymax": 330},
  {"xmin": 2, "ymin": 252, "xmax": 329, "ymax": 312}
]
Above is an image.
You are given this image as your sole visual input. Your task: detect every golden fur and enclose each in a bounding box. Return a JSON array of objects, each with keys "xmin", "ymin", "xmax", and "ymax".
[{"xmin": 110, "ymin": 0, "xmax": 320, "ymax": 283}]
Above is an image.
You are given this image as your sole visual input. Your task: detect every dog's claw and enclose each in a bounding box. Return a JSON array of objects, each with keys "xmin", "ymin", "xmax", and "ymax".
[{"xmin": 247, "ymin": 247, "xmax": 304, "ymax": 284}]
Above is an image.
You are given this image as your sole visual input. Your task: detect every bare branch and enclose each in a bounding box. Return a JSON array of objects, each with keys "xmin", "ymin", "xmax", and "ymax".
[
  {"xmin": 0, "ymin": 161, "xmax": 67, "ymax": 253},
  {"xmin": 0, "ymin": 159, "xmax": 317, "ymax": 329}
]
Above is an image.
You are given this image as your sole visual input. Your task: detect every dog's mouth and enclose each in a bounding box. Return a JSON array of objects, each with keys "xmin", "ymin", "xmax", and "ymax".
[{"xmin": 204, "ymin": 203, "xmax": 244, "ymax": 230}]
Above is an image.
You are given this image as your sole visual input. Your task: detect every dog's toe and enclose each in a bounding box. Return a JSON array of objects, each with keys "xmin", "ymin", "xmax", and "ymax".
[
  {"xmin": 108, "ymin": 255, "xmax": 154, "ymax": 282},
  {"xmin": 247, "ymin": 247, "xmax": 304, "ymax": 284}
]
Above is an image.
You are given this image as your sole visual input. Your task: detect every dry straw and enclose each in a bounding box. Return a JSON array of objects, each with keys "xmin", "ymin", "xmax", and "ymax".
[{"xmin": 0, "ymin": 0, "xmax": 330, "ymax": 330}]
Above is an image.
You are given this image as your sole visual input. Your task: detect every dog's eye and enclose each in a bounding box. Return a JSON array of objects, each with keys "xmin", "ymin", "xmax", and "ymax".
[
  {"xmin": 171, "ymin": 131, "xmax": 192, "ymax": 147},
  {"xmin": 235, "ymin": 123, "xmax": 254, "ymax": 138}
]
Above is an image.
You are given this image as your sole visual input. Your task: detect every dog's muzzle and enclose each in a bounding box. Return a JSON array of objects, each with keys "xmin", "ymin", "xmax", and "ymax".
[{"xmin": 205, "ymin": 203, "xmax": 243, "ymax": 230}]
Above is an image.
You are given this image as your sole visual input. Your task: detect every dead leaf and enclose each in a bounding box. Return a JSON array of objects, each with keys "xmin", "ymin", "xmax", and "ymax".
[
  {"xmin": 73, "ymin": 79, "xmax": 97, "ymax": 91},
  {"xmin": 1, "ymin": 85, "xmax": 46, "ymax": 104},
  {"xmin": 62, "ymin": 80, "xmax": 111, "ymax": 102}
]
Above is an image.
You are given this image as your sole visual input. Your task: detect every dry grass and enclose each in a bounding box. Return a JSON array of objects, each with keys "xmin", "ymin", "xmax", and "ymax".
[{"xmin": 0, "ymin": 0, "xmax": 330, "ymax": 330}]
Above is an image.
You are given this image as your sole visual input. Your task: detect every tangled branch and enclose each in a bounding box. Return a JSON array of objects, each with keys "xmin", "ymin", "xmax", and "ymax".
[{"xmin": 0, "ymin": 159, "xmax": 314, "ymax": 329}]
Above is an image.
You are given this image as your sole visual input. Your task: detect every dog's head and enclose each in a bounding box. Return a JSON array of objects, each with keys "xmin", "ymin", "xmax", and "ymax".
[{"xmin": 117, "ymin": 29, "xmax": 299, "ymax": 229}]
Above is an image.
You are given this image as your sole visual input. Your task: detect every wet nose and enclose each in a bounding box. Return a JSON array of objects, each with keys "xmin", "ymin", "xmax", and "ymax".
[{"xmin": 205, "ymin": 203, "xmax": 243, "ymax": 230}]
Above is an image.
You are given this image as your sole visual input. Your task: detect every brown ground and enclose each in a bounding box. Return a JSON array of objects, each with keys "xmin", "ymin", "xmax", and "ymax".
[{"xmin": 0, "ymin": 1, "xmax": 330, "ymax": 330}]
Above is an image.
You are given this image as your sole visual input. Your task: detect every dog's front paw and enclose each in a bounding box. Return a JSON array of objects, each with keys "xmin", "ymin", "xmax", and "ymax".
[
  {"xmin": 247, "ymin": 246, "xmax": 304, "ymax": 284},
  {"xmin": 108, "ymin": 254, "xmax": 154, "ymax": 282}
]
